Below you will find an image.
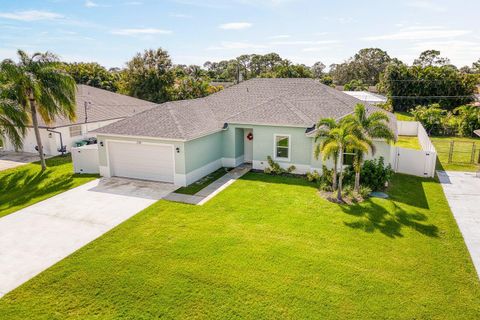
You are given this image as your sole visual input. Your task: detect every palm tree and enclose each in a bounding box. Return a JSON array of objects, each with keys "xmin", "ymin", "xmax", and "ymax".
[
  {"xmin": 344, "ymin": 104, "xmax": 395, "ymax": 192},
  {"xmin": 0, "ymin": 100, "xmax": 28, "ymax": 150},
  {"xmin": 314, "ymin": 118, "xmax": 339, "ymax": 190},
  {"xmin": 0, "ymin": 50, "xmax": 76, "ymax": 170},
  {"xmin": 323, "ymin": 122, "xmax": 369, "ymax": 202},
  {"xmin": 317, "ymin": 120, "xmax": 370, "ymax": 201}
]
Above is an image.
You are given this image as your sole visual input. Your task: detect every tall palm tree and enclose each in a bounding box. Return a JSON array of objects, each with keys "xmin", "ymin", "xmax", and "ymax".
[
  {"xmin": 314, "ymin": 118, "xmax": 339, "ymax": 190},
  {"xmin": 319, "ymin": 122, "xmax": 369, "ymax": 201},
  {"xmin": 344, "ymin": 104, "xmax": 395, "ymax": 192},
  {"xmin": 0, "ymin": 96, "xmax": 28, "ymax": 150},
  {"xmin": 0, "ymin": 50, "xmax": 76, "ymax": 170}
]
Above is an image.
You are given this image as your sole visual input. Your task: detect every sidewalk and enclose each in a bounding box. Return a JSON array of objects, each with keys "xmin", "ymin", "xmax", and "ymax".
[
  {"xmin": 437, "ymin": 170, "xmax": 480, "ymax": 278},
  {"xmin": 164, "ymin": 165, "xmax": 251, "ymax": 205}
]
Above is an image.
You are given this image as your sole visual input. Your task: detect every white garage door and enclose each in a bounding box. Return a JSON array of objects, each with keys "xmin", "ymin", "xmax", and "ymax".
[{"xmin": 108, "ymin": 141, "xmax": 174, "ymax": 183}]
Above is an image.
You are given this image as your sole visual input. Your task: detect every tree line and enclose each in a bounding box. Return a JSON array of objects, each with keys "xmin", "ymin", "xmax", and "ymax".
[{"xmin": 62, "ymin": 47, "xmax": 480, "ymax": 112}]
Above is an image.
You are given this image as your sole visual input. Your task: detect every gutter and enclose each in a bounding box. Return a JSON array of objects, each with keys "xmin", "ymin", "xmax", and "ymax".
[{"xmin": 46, "ymin": 128, "xmax": 66, "ymax": 155}]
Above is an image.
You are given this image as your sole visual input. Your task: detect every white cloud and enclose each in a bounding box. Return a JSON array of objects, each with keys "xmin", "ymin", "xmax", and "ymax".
[
  {"xmin": 85, "ymin": 0, "xmax": 99, "ymax": 7},
  {"xmin": 408, "ymin": 40, "xmax": 480, "ymax": 66},
  {"xmin": 271, "ymin": 40, "xmax": 340, "ymax": 45},
  {"xmin": 219, "ymin": 22, "xmax": 252, "ymax": 30},
  {"xmin": 302, "ymin": 47, "xmax": 330, "ymax": 52},
  {"xmin": 406, "ymin": 0, "xmax": 447, "ymax": 12},
  {"xmin": 362, "ymin": 26, "xmax": 471, "ymax": 41},
  {"xmin": 0, "ymin": 10, "xmax": 63, "ymax": 21},
  {"xmin": 207, "ymin": 41, "xmax": 267, "ymax": 50},
  {"xmin": 110, "ymin": 28, "xmax": 172, "ymax": 35},
  {"xmin": 269, "ymin": 34, "xmax": 290, "ymax": 39}
]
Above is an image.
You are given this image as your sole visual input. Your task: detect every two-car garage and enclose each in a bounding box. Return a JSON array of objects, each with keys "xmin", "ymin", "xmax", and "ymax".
[{"xmin": 107, "ymin": 141, "xmax": 175, "ymax": 183}]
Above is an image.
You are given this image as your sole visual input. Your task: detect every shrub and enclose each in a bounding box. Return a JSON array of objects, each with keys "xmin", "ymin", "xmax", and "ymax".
[
  {"xmin": 410, "ymin": 103, "xmax": 480, "ymax": 137},
  {"xmin": 411, "ymin": 104, "xmax": 446, "ymax": 135},
  {"xmin": 360, "ymin": 157, "xmax": 393, "ymax": 191},
  {"xmin": 306, "ymin": 170, "xmax": 321, "ymax": 182},
  {"xmin": 359, "ymin": 186, "xmax": 372, "ymax": 199},
  {"xmin": 307, "ymin": 167, "xmax": 335, "ymax": 192},
  {"xmin": 376, "ymin": 102, "xmax": 393, "ymax": 112},
  {"xmin": 344, "ymin": 79, "xmax": 367, "ymax": 91},
  {"xmin": 264, "ymin": 156, "xmax": 296, "ymax": 175},
  {"xmin": 454, "ymin": 105, "xmax": 480, "ymax": 137}
]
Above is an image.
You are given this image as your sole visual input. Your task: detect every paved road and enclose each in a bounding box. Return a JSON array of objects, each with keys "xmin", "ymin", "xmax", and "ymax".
[
  {"xmin": 0, "ymin": 177, "xmax": 176, "ymax": 297},
  {"xmin": 438, "ymin": 171, "xmax": 480, "ymax": 278}
]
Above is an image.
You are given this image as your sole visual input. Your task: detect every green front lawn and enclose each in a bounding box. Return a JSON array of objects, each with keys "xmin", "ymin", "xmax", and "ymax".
[
  {"xmin": 0, "ymin": 155, "xmax": 98, "ymax": 218},
  {"xmin": 395, "ymin": 135, "xmax": 421, "ymax": 150},
  {"xmin": 431, "ymin": 136, "xmax": 480, "ymax": 171},
  {"xmin": 1, "ymin": 173, "xmax": 479, "ymax": 319}
]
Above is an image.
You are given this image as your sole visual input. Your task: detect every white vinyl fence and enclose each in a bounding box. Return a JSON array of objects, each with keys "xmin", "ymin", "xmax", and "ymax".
[
  {"xmin": 71, "ymin": 144, "xmax": 99, "ymax": 174},
  {"xmin": 392, "ymin": 121, "xmax": 437, "ymax": 178}
]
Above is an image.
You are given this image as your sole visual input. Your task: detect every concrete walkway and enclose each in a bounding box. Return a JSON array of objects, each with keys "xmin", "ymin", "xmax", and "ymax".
[
  {"xmin": 165, "ymin": 165, "xmax": 251, "ymax": 205},
  {"xmin": 0, "ymin": 151, "xmax": 43, "ymax": 171},
  {"xmin": 437, "ymin": 171, "xmax": 480, "ymax": 278},
  {"xmin": 0, "ymin": 177, "xmax": 177, "ymax": 297}
]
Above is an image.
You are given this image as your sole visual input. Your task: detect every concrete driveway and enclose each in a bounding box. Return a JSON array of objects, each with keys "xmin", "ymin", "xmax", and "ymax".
[
  {"xmin": 438, "ymin": 171, "xmax": 480, "ymax": 278},
  {"xmin": 0, "ymin": 151, "xmax": 41, "ymax": 171},
  {"xmin": 0, "ymin": 177, "xmax": 177, "ymax": 297}
]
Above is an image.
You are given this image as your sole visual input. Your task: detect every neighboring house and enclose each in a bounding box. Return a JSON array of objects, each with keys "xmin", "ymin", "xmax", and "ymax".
[
  {"xmin": 343, "ymin": 91, "xmax": 387, "ymax": 105},
  {"xmin": 94, "ymin": 78, "xmax": 397, "ymax": 186},
  {"xmin": 1, "ymin": 85, "xmax": 157, "ymax": 155}
]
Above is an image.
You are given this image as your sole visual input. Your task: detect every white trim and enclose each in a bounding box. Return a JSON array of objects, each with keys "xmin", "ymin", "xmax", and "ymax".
[
  {"xmin": 273, "ymin": 133, "xmax": 291, "ymax": 162},
  {"xmin": 185, "ymin": 159, "xmax": 222, "ymax": 186},
  {"xmin": 104, "ymin": 139, "xmax": 176, "ymax": 183},
  {"xmin": 229, "ymin": 122, "xmax": 310, "ymax": 129},
  {"xmin": 222, "ymin": 157, "xmax": 235, "ymax": 167},
  {"xmin": 174, "ymin": 174, "xmax": 186, "ymax": 186},
  {"xmin": 253, "ymin": 160, "xmax": 311, "ymax": 174},
  {"xmin": 98, "ymin": 133, "xmax": 186, "ymax": 142},
  {"xmin": 96, "ymin": 128, "xmax": 224, "ymax": 143},
  {"xmin": 99, "ymin": 165, "xmax": 110, "ymax": 177},
  {"xmin": 234, "ymin": 155, "xmax": 244, "ymax": 166}
]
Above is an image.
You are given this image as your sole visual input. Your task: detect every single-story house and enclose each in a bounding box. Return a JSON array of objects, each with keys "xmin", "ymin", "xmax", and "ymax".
[
  {"xmin": 93, "ymin": 78, "xmax": 397, "ymax": 186},
  {"xmin": 1, "ymin": 85, "xmax": 157, "ymax": 155},
  {"xmin": 343, "ymin": 91, "xmax": 387, "ymax": 105}
]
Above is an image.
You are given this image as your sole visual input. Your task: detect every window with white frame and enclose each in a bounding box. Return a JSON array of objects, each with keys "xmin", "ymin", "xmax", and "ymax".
[
  {"xmin": 274, "ymin": 134, "xmax": 290, "ymax": 160},
  {"xmin": 69, "ymin": 125, "xmax": 82, "ymax": 137},
  {"xmin": 343, "ymin": 149, "xmax": 355, "ymax": 166}
]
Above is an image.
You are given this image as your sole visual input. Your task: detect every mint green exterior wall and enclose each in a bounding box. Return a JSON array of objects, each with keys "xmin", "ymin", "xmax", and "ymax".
[
  {"xmin": 96, "ymin": 134, "xmax": 186, "ymax": 174},
  {"xmin": 97, "ymin": 124, "xmax": 392, "ymax": 183},
  {"xmin": 184, "ymin": 131, "xmax": 223, "ymax": 172},
  {"xmin": 224, "ymin": 123, "xmax": 323, "ymax": 170}
]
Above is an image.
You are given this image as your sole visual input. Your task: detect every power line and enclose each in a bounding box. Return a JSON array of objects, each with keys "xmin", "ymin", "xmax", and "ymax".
[{"xmin": 390, "ymin": 95, "xmax": 475, "ymax": 99}]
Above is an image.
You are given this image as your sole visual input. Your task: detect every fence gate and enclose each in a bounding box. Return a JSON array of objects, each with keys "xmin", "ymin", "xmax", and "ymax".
[{"xmin": 394, "ymin": 147, "xmax": 436, "ymax": 178}]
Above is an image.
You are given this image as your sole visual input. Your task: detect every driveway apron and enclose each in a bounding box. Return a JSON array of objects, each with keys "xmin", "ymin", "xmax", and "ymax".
[{"xmin": 0, "ymin": 177, "xmax": 176, "ymax": 297}]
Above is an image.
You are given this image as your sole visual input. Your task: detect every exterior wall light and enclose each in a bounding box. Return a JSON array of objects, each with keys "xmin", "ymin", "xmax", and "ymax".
[
  {"xmin": 176, "ymin": 147, "xmax": 180, "ymax": 153},
  {"xmin": 100, "ymin": 141, "xmax": 104, "ymax": 147}
]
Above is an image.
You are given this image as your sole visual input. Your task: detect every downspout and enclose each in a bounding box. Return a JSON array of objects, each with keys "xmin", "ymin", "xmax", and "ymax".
[{"xmin": 46, "ymin": 128, "xmax": 66, "ymax": 156}]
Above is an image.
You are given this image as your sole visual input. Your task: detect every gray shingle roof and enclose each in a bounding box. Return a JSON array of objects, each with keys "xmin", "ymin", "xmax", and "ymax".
[
  {"xmin": 38, "ymin": 84, "xmax": 157, "ymax": 128},
  {"xmin": 94, "ymin": 78, "xmax": 396, "ymax": 140}
]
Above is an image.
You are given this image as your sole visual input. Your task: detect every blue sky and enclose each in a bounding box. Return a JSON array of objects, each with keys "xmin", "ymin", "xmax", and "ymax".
[{"xmin": 0, "ymin": 0, "xmax": 479, "ymax": 69}]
